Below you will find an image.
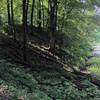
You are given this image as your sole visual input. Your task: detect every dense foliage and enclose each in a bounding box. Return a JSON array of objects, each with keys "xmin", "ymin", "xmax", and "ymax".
[
  {"xmin": 0, "ymin": 49, "xmax": 100, "ymax": 100},
  {"xmin": 0, "ymin": 0, "xmax": 100, "ymax": 100},
  {"xmin": 0, "ymin": 0, "xmax": 98, "ymax": 65}
]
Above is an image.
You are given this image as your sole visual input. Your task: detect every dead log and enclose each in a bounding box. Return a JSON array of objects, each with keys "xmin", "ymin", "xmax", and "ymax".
[
  {"xmin": 90, "ymin": 77, "xmax": 100, "ymax": 87},
  {"xmin": 0, "ymin": 32, "xmax": 63, "ymax": 65}
]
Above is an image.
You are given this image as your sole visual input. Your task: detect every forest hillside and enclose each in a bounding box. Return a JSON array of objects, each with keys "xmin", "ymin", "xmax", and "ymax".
[{"xmin": 0, "ymin": 0, "xmax": 100, "ymax": 100}]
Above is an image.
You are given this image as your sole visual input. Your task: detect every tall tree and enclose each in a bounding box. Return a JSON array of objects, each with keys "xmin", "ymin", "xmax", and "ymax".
[
  {"xmin": 41, "ymin": 0, "xmax": 45, "ymax": 29},
  {"xmin": 38, "ymin": 0, "xmax": 42, "ymax": 30},
  {"xmin": 7, "ymin": 0, "xmax": 11, "ymax": 33},
  {"xmin": 22, "ymin": 0, "xmax": 28, "ymax": 62},
  {"xmin": 11, "ymin": 0, "xmax": 16, "ymax": 40},
  {"xmin": 48, "ymin": 0, "xmax": 57, "ymax": 51},
  {"xmin": 30, "ymin": 0, "xmax": 35, "ymax": 33}
]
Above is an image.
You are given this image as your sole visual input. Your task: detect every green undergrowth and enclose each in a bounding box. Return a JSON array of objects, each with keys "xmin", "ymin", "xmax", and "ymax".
[{"xmin": 0, "ymin": 49, "xmax": 100, "ymax": 100}]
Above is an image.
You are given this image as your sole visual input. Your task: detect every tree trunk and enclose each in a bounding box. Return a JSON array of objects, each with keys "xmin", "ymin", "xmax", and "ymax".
[
  {"xmin": 26, "ymin": 0, "xmax": 29, "ymax": 33},
  {"xmin": 30, "ymin": 0, "xmax": 35, "ymax": 33},
  {"xmin": 41, "ymin": 0, "xmax": 44, "ymax": 29},
  {"xmin": 11, "ymin": 0, "xmax": 16, "ymax": 40},
  {"xmin": 38, "ymin": 0, "xmax": 41, "ymax": 30},
  {"xmin": 7, "ymin": 0, "xmax": 11, "ymax": 34},
  {"xmin": 48, "ymin": 0, "xmax": 57, "ymax": 51},
  {"xmin": 22, "ymin": 0, "xmax": 28, "ymax": 62},
  {"xmin": 26, "ymin": 0, "xmax": 29, "ymax": 12}
]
